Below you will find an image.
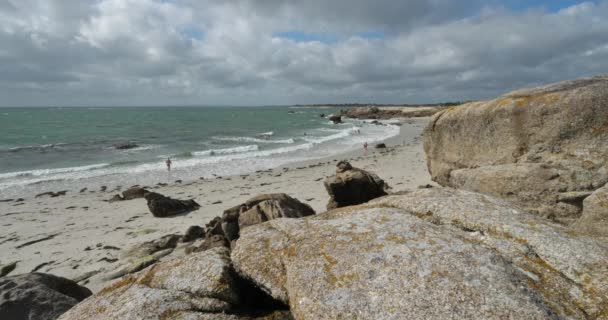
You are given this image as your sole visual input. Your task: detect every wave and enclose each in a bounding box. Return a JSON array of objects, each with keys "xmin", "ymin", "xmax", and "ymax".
[
  {"xmin": 7, "ymin": 143, "xmax": 68, "ymax": 153},
  {"xmin": 0, "ymin": 163, "xmax": 110, "ymax": 180},
  {"xmin": 193, "ymin": 145, "xmax": 259, "ymax": 156},
  {"xmin": 303, "ymin": 129, "xmax": 352, "ymax": 144},
  {"xmin": 212, "ymin": 136, "xmax": 295, "ymax": 144},
  {"xmin": 115, "ymin": 144, "xmax": 161, "ymax": 152}
]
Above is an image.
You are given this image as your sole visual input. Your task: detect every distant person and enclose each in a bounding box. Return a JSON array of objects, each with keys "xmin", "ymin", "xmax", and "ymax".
[
  {"xmin": 363, "ymin": 142, "xmax": 368, "ymax": 154},
  {"xmin": 165, "ymin": 158, "xmax": 172, "ymax": 171}
]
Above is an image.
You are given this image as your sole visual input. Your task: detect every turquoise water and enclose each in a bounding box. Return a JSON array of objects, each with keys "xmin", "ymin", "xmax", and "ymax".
[{"xmin": 0, "ymin": 107, "xmax": 399, "ymax": 196}]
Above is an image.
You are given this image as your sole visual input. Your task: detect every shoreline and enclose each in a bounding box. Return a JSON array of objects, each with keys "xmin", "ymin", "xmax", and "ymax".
[
  {"xmin": 0, "ymin": 117, "xmax": 432, "ymax": 292},
  {"xmin": 0, "ymin": 117, "xmax": 399, "ymax": 199}
]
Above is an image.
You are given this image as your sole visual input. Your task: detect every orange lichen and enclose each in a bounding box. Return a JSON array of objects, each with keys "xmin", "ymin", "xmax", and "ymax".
[{"xmin": 97, "ymin": 275, "xmax": 137, "ymax": 296}]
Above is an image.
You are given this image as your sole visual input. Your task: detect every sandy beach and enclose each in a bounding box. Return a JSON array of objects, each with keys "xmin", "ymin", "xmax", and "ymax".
[{"xmin": 0, "ymin": 117, "xmax": 432, "ymax": 292}]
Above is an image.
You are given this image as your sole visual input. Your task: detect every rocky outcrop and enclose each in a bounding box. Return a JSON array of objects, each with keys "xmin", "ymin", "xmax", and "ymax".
[
  {"xmin": 340, "ymin": 106, "xmax": 441, "ymax": 119},
  {"xmin": 144, "ymin": 192, "xmax": 200, "ymax": 217},
  {"xmin": 328, "ymin": 115, "xmax": 342, "ymax": 124},
  {"xmin": 186, "ymin": 194, "xmax": 316, "ymax": 252},
  {"xmin": 232, "ymin": 188, "xmax": 608, "ymax": 319},
  {"xmin": 323, "ymin": 161, "xmax": 388, "ymax": 209},
  {"xmin": 571, "ymin": 183, "xmax": 608, "ymax": 238},
  {"xmin": 423, "ymin": 75, "xmax": 608, "ymax": 224},
  {"xmin": 0, "ymin": 273, "xmax": 92, "ymax": 320}
]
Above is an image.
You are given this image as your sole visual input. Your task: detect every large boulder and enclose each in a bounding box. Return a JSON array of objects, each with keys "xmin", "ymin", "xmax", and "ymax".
[
  {"xmin": 60, "ymin": 247, "xmax": 291, "ymax": 320},
  {"xmin": 185, "ymin": 194, "xmax": 315, "ymax": 254},
  {"xmin": 0, "ymin": 273, "xmax": 92, "ymax": 320},
  {"xmin": 232, "ymin": 188, "xmax": 608, "ymax": 319},
  {"xmin": 323, "ymin": 161, "xmax": 388, "ymax": 209},
  {"xmin": 223, "ymin": 193, "xmax": 315, "ymax": 231},
  {"xmin": 59, "ymin": 248, "xmax": 239, "ymax": 319},
  {"xmin": 571, "ymin": 183, "xmax": 608, "ymax": 238},
  {"xmin": 236, "ymin": 194, "xmax": 316, "ymax": 229},
  {"xmin": 424, "ymin": 75, "xmax": 608, "ymax": 224},
  {"xmin": 144, "ymin": 192, "xmax": 200, "ymax": 217}
]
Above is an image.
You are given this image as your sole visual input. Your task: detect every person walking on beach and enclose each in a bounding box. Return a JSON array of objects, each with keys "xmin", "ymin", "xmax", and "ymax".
[
  {"xmin": 165, "ymin": 158, "xmax": 172, "ymax": 171},
  {"xmin": 363, "ymin": 142, "xmax": 368, "ymax": 155}
]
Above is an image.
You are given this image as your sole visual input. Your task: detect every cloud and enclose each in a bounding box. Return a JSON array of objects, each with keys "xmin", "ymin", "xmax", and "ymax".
[{"xmin": 0, "ymin": 0, "xmax": 607, "ymax": 106}]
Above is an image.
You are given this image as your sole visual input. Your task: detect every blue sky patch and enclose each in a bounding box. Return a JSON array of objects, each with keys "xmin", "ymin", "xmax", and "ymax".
[
  {"xmin": 504, "ymin": 0, "xmax": 597, "ymax": 12},
  {"xmin": 274, "ymin": 31, "xmax": 339, "ymax": 44},
  {"xmin": 274, "ymin": 30, "xmax": 387, "ymax": 43},
  {"xmin": 181, "ymin": 25, "xmax": 204, "ymax": 40}
]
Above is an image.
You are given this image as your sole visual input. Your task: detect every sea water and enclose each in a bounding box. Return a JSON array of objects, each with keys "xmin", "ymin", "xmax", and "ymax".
[{"xmin": 0, "ymin": 106, "xmax": 399, "ymax": 197}]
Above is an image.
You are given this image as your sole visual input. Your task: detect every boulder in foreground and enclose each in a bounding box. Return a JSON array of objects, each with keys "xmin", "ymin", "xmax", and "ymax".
[
  {"xmin": 0, "ymin": 273, "xmax": 92, "ymax": 320},
  {"xmin": 323, "ymin": 160, "xmax": 388, "ymax": 209},
  {"xmin": 232, "ymin": 188, "xmax": 608, "ymax": 319},
  {"xmin": 423, "ymin": 75, "xmax": 608, "ymax": 225},
  {"xmin": 59, "ymin": 247, "xmax": 290, "ymax": 320}
]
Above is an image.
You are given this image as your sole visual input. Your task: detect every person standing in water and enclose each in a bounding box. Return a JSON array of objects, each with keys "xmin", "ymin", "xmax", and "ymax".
[
  {"xmin": 363, "ymin": 142, "xmax": 368, "ymax": 154},
  {"xmin": 165, "ymin": 158, "xmax": 172, "ymax": 171}
]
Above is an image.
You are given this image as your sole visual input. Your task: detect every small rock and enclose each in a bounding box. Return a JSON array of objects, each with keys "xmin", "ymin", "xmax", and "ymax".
[{"xmin": 0, "ymin": 261, "xmax": 17, "ymax": 277}]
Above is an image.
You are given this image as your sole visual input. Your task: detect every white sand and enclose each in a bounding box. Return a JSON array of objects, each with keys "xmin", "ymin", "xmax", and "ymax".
[{"xmin": 0, "ymin": 117, "xmax": 432, "ymax": 291}]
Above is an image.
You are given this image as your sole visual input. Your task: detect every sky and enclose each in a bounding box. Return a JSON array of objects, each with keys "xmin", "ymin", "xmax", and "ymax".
[{"xmin": 0, "ymin": 0, "xmax": 607, "ymax": 106}]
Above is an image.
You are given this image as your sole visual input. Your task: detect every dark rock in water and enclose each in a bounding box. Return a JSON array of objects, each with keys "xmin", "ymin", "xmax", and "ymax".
[
  {"xmin": 320, "ymin": 113, "xmax": 325, "ymax": 118},
  {"xmin": 375, "ymin": 143, "xmax": 387, "ymax": 149},
  {"xmin": 324, "ymin": 161, "xmax": 389, "ymax": 209},
  {"xmin": 79, "ymin": 188, "xmax": 87, "ymax": 193},
  {"xmin": 144, "ymin": 192, "xmax": 200, "ymax": 217},
  {"xmin": 121, "ymin": 187, "xmax": 148, "ymax": 200},
  {"xmin": 181, "ymin": 225, "xmax": 205, "ymax": 242},
  {"xmin": 112, "ymin": 143, "xmax": 139, "ymax": 150},
  {"xmin": 329, "ymin": 115, "xmax": 342, "ymax": 124},
  {"xmin": 0, "ymin": 273, "xmax": 92, "ymax": 320},
  {"xmin": 100, "ymin": 186, "xmax": 107, "ymax": 192}
]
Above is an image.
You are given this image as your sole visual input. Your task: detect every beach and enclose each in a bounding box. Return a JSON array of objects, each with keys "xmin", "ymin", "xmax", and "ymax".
[{"xmin": 0, "ymin": 116, "xmax": 432, "ymax": 292}]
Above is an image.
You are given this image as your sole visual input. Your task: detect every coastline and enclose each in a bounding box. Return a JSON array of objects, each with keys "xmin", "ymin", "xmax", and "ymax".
[{"xmin": 0, "ymin": 116, "xmax": 432, "ymax": 292}]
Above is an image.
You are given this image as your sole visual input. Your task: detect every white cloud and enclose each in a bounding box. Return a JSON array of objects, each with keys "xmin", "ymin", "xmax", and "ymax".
[{"xmin": 0, "ymin": 0, "xmax": 607, "ymax": 106}]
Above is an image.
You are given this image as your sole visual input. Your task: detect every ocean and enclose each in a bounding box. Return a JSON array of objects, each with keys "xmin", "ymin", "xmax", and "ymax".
[{"xmin": 0, "ymin": 106, "xmax": 399, "ymax": 197}]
